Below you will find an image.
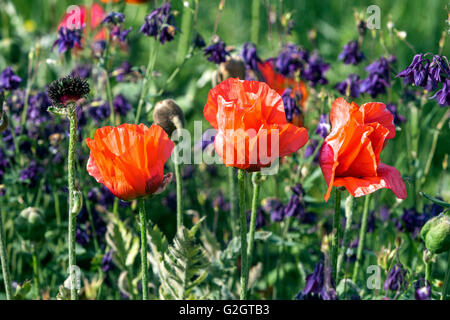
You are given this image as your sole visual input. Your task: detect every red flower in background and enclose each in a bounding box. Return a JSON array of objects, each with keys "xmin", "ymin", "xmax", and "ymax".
[
  {"xmin": 203, "ymin": 78, "xmax": 309, "ymax": 172},
  {"xmin": 58, "ymin": 3, "xmax": 106, "ymax": 44},
  {"xmin": 100, "ymin": 0, "xmax": 149, "ymax": 3},
  {"xmin": 86, "ymin": 124, "xmax": 174, "ymax": 201},
  {"xmin": 319, "ymin": 98, "xmax": 406, "ymax": 201}
]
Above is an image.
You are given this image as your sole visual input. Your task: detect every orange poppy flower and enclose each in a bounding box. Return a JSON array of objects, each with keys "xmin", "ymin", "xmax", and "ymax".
[
  {"xmin": 257, "ymin": 59, "xmax": 308, "ymax": 107},
  {"xmin": 58, "ymin": 3, "xmax": 106, "ymax": 43},
  {"xmin": 319, "ymin": 98, "xmax": 406, "ymax": 201},
  {"xmin": 86, "ymin": 124, "xmax": 174, "ymax": 201},
  {"xmin": 203, "ymin": 78, "xmax": 309, "ymax": 172}
]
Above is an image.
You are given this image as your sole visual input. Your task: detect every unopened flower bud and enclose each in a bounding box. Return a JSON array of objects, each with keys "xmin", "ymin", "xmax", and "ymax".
[
  {"xmin": 420, "ymin": 214, "xmax": 450, "ymax": 254},
  {"xmin": 47, "ymin": 75, "xmax": 90, "ymax": 108},
  {"xmin": 153, "ymin": 99, "xmax": 184, "ymax": 136},
  {"xmin": 15, "ymin": 207, "xmax": 45, "ymax": 242}
]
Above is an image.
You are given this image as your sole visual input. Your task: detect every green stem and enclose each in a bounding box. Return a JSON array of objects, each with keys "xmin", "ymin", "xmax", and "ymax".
[
  {"xmin": 138, "ymin": 199, "xmax": 149, "ymax": 300},
  {"xmin": 174, "ymin": 154, "xmax": 183, "ymax": 230},
  {"xmin": 441, "ymin": 252, "xmax": 450, "ymax": 300},
  {"xmin": 32, "ymin": 245, "xmax": 41, "ymax": 299},
  {"xmin": 67, "ymin": 107, "xmax": 78, "ymax": 300},
  {"xmin": 176, "ymin": 0, "xmax": 193, "ymax": 64},
  {"xmin": 337, "ymin": 195, "xmax": 354, "ymax": 283},
  {"xmin": 352, "ymin": 194, "xmax": 371, "ymax": 282},
  {"xmin": 246, "ymin": 172, "xmax": 261, "ymax": 289},
  {"xmin": 331, "ymin": 188, "xmax": 341, "ymax": 280},
  {"xmin": 251, "ymin": 0, "xmax": 260, "ymax": 44},
  {"xmin": 228, "ymin": 167, "xmax": 237, "ymax": 238},
  {"xmin": 135, "ymin": 39, "xmax": 159, "ymax": 124},
  {"xmin": 105, "ymin": 69, "xmax": 115, "ymax": 125},
  {"xmin": 238, "ymin": 169, "xmax": 248, "ymax": 300},
  {"xmin": 0, "ymin": 208, "xmax": 12, "ymax": 300}
]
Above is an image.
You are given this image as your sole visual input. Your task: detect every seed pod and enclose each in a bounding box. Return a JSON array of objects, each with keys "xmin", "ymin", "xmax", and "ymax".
[
  {"xmin": 153, "ymin": 99, "xmax": 184, "ymax": 136},
  {"xmin": 214, "ymin": 56, "xmax": 246, "ymax": 86},
  {"xmin": 420, "ymin": 214, "xmax": 450, "ymax": 254}
]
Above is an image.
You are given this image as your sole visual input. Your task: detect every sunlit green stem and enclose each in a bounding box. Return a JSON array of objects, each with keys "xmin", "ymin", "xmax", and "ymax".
[
  {"xmin": 0, "ymin": 209, "xmax": 12, "ymax": 300},
  {"xmin": 238, "ymin": 169, "xmax": 248, "ymax": 300},
  {"xmin": 331, "ymin": 188, "xmax": 341, "ymax": 280},
  {"xmin": 138, "ymin": 198, "xmax": 149, "ymax": 300},
  {"xmin": 352, "ymin": 194, "xmax": 371, "ymax": 282}
]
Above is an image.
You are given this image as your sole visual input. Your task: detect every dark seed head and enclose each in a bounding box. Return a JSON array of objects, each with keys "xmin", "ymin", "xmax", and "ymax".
[
  {"xmin": 47, "ymin": 75, "xmax": 90, "ymax": 107},
  {"xmin": 153, "ymin": 99, "xmax": 184, "ymax": 136}
]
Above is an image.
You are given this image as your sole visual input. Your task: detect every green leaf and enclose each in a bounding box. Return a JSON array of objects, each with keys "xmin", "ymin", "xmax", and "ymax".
[{"xmin": 420, "ymin": 192, "xmax": 450, "ymax": 208}]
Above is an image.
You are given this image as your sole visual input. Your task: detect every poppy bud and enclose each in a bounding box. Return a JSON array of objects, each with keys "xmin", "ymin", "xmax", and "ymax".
[
  {"xmin": 420, "ymin": 214, "xmax": 450, "ymax": 254},
  {"xmin": 214, "ymin": 57, "xmax": 246, "ymax": 86},
  {"xmin": 15, "ymin": 207, "xmax": 45, "ymax": 242},
  {"xmin": 153, "ymin": 99, "xmax": 184, "ymax": 136},
  {"xmin": 47, "ymin": 75, "xmax": 90, "ymax": 108}
]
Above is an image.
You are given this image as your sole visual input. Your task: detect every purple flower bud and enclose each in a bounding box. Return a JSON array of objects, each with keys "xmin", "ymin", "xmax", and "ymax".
[
  {"xmin": 0, "ymin": 67, "xmax": 22, "ymax": 91},
  {"xmin": 414, "ymin": 279, "xmax": 431, "ymax": 300},
  {"xmin": 241, "ymin": 42, "xmax": 261, "ymax": 71},
  {"xmin": 338, "ymin": 40, "xmax": 365, "ymax": 65},
  {"xmin": 301, "ymin": 53, "xmax": 329, "ymax": 87},
  {"xmin": 52, "ymin": 27, "xmax": 83, "ymax": 53},
  {"xmin": 204, "ymin": 38, "xmax": 230, "ymax": 64},
  {"xmin": 430, "ymin": 78, "xmax": 449, "ymax": 106},
  {"xmin": 281, "ymin": 88, "xmax": 301, "ymax": 123},
  {"xmin": 315, "ymin": 114, "xmax": 330, "ymax": 139},
  {"xmin": 335, "ymin": 74, "xmax": 360, "ymax": 98},
  {"xmin": 384, "ymin": 264, "xmax": 407, "ymax": 292},
  {"xmin": 140, "ymin": 2, "xmax": 177, "ymax": 44}
]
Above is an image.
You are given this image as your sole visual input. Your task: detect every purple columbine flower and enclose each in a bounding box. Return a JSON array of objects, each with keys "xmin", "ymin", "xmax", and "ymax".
[
  {"xmin": 295, "ymin": 262, "xmax": 337, "ymax": 300},
  {"xmin": 395, "ymin": 207, "xmax": 433, "ymax": 238},
  {"xmin": 140, "ymin": 2, "xmax": 177, "ymax": 44},
  {"xmin": 88, "ymin": 100, "xmax": 111, "ymax": 123},
  {"xmin": 263, "ymin": 198, "xmax": 284, "ymax": 222},
  {"xmin": 111, "ymin": 26, "xmax": 132, "ymax": 42},
  {"xmin": 335, "ymin": 74, "xmax": 360, "ymax": 98},
  {"xmin": 101, "ymin": 12, "xmax": 125, "ymax": 25},
  {"xmin": 75, "ymin": 226, "xmax": 90, "ymax": 246},
  {"xmin": 301, "ymin": 53, "xmax": 329, "ymax": 87},
  {"xmin": 386, "ymin": 103, "xmax": 406, "ymax": 125},
  {"xmin": 113, "ymin": 94, "xmax": 132, "ymax": 116},
  {"xmin": 242, "ymin": 42, "xmax": 261, "ymax": 71},
  {"xmin": 315, "ymin": 114, "xmax": 330, "ymax": 139},
  {"xmin": 428, "ymin": 55, "xmax": 450, "ymax": 85},
  {"xmin": 430, "ymin": 78, "xmax": 450, "ymax": 107},
  {"xmin": 414, "ymin": 279, "xmax": 431, "ymax": 300},
  {"xmin": 275, "ymin": 44, "xmax": 307, "ymax": 77},
  {"xmin": 281, "ymin": 88, "xmax": 301, "ymax": 123},
  {"xmin": 102, "ymin": 251, "xmax": 115, "ymax": 273},
  {"xmin": 396, "ymin": 54, "xmax": 437, "ymax": 90},
  {"xmin": 87, "ymin": 185, "xmax": 116, "ymax": 208},
  {"xmin": 0, "ymin": 67, "xmax": 22, "ymax": 91},
  {"xmin": 359, "ymin": 73, "xmax": 390, "ymax": 98},
  {"xmin": 28, "ymin": 91, "xmax": 52, "ymax": 126},
  {"xmin": 115, "ymin": 61, "xmax": 133, "ymax": 82},
  {"xmin": 52, "ymin": 26, "xmax": 83, "ymax": 53},
  {"xmin": 338, "ymin": 40, "xmax": 365, "ymax": 65},
  {"xmin": 384, "ymin": 264, "xmax": 407, "ymax": 292},
  {"xmin": 19, "ymin": 161, "xmax": 42, "ymax": 186},
  {"xmin": 204, "ymin": 37, "xmax": 230, "ymax": 64}
]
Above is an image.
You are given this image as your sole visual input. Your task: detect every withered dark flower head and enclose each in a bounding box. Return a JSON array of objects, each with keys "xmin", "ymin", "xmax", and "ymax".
[{"xmin": 47, "ymin": 75, "xmax": 90, "ymax": 106}]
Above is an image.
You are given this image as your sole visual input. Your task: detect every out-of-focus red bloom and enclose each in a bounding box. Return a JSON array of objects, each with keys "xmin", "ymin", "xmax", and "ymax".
[
  {"xmin": 257, "ymin": 59, "xmax": 308, "ymax": 105},
  {"xmin": 100, "ymin": 0, "xmax": 149, "ymax": 3},
  {"xmin": 58, "ymin": 3, "xmax": 106, "ymax": 44},
  {"xmin": 203, "ymin": 78, "xmax": 309, "ymax": 172},
  {"xmin": 319, "ymin": 98, "xmax": 406, "ymax": 201},
  {"xmin": 86, "ymin": 124, "xmax": 174, "ymax": 201}
]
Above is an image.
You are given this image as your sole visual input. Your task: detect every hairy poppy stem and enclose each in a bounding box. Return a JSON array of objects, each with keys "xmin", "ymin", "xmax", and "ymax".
[
  {"xmin": 0, "ymin": 209, "xmax": 13, "ymax": 300},
  {"xmin": 246, "ymin": 172, "xmax": 262, "ymax": 292},
  {"xmin": 174, "ymin": 158, "xmax": 183, "ymax": 230},
  {"xmin": 331, "ymin": 188, "xmax": 341, "ymax": 281},
  {"xmin": 228, "ymin": 167, "xmax": 237, "ymax": 238},
  {"xmin": 352, "ymin": 194, "xmax": 371, "ymax": 282},
  {"xmin": 138, "ymin": 199, "xmax": 149, "ymax": 300},
  {"xmin": 67, "ymin": 108, "xmax": 78, "ymax": 300},
  {"xmin": 336, "ymin": 195, "xmax": 354, "ymax": 284},
  {"xmin": 135, "ymin": 38, "xmax": 159, "ymax": 124},
  {"xmin": 238, "ymin": 169, "xmax": 248, "ymax": 300},
  {"xmin": 442, "ymin": 252, "xmax": 450, "ymax": 300}
]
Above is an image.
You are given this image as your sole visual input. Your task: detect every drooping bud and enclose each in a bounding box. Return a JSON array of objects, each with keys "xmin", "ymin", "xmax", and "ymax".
[
  {"xmin": 420, "ymin": 214, "xmax": 450, "ymax": 254},
  {"xmin": 15, "ymin": 207, "xmax": 45, "ymax": 242},
  {"xmin": 47, "ymin": 75, "xmax": 90, "ymax": 108},
  {"xmin": 153, "ymin": 99, "xmax": 184, "ymax": 136},
  {"xmin": 215, "ymin": 56, "xmax": 246, "ymax": 85}
]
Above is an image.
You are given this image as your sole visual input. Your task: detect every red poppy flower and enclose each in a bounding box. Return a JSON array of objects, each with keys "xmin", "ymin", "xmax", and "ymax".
[
  {"xmin": 319, "ymin": 98, "xmax": 406, "ymax": 201},
  {"xmin": 257, "ymin": 59, "xmax": 308, "ymax": 106},
  {"xmin": 100, "ymin": 0, "xmax": 149, "ymax": 3},
  {"xmin": 86, "ymin": 124, "xmax": 174, "ymax": 201},
  {"xmin": 58, "ymin": 3, "xmax": 106, "ymax": 44},
  {"xmin": 203, "ymin": 78, "xmax": 309, "ymax": 171}
]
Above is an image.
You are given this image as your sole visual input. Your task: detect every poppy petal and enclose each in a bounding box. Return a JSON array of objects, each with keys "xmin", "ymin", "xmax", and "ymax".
[{"xmin": 360, "ymin": 102, "xmax": 396, "ymax": 139}]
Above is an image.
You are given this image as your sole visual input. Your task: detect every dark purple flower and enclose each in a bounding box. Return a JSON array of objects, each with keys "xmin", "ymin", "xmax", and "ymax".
[
  {"xmin": 28, "ymin": 91, "xmax": 52, "ymax": 126},
  {"xmin": 53, "ymin": 27, "xmax": 83, "ymax": 53},
  {"xmin": 359, "ymin": 73, "xmax": 389, "ymax": 98},
  {"xmin": 88, "ymin": 100, "xmax": 111, "ymax": 122},
  {"xmin": 366, "ymin": 57, "xmax": 391, "ymax": 79},
  {"xmin": 113, "ymin": 94, "xmax": 132, "ymax": 116},
  {"xmin": 192, "ymin": 32, "xmax": 206, "ymax": 49},
  {"xmin": 367, "ymin": 211, "xmax": 376, "ymax": 233},
  {"xmin": 75, "ymin": 226, "xmax": 90, "ymax": 246},
  {"xmin": 384, "ymin": 264, "xmax": 407, "ymax": 292},
  {"xmin": 241, "ymin": 42, "xmax": 261, "ymax": 71},
  {"xmin": 430, "ymin": 78, "xmax": 450, "ymax": 106},
  {"xmin": 204, "ymin": 38, "xmax": 230, "ymax": 64},
  {"xmin": 428, "ymin": 55, "xmax": 450, "ymax": 85},
  {"xmin": 386, "ymin": 103, "xmax": 406, "ymax": 125},
  {"xmin": 414, "ymin": 279, "xmax": 431, "ymax": 300},
  {"xmin": 246, "ymin": 208, "xmax": 267, "ymax": 229},
  {"xmin": 111, "ymin": 26, "xmax": 132, "ymax": 42},
  {"xmin": 0, "ymin": 67, "xmax": 22, "ymax": 91},
  {"xmin": 140, "ymin": 2, "xmax": 177, "ymax": 44},
  {"xmin": 396, "ymin": 208, "xmax": 430, "ymax": 238},
  {"xmin": 263, "ymin": 198, "xmax": 284, "ymax": 222},
  {"xmin": 301, "ymin": 53, "xmax": 329, "ymax": 87},
  {"xmin": 396, "ymin": 54, "xmax": 438, "ymax": 89},
  {"xmin": 335, "ymin": 74, "xmax": 360, "ymax": 98},
  {"xmin": 338, "ymin": 40, "xmax": 365, "ymax": 65},
  {"xmin": 114, "ymin": 61, "xmax": 133, "ymax": 82},
  {"xmin": 71, "ymin": 64, "xmax": 92, "ymax": 79},
  {"xmin": 281, "ymin": 88, "xmax": 301, "ymax": 123},
  {"xmin": 102, "ymin": 251, "xmax": 115, "ymax": 273},
  {"xmin": 101, "ymin": 12, "xmax": 125, "ymax": 25},
  {"xmin": 19, "ymin": 161, "xmax": 42, "ymax": 186},
  {"xmin": 275, "ymin": 44, "xmax": 306, "ymax": 77},
  {"xmin": 304, "ymin": 139, "xmax": 319, "ymax": 161},
  {"xmin": 315, "ymin": 114, "xmax": 330, "ymax": 139},
  {"xmin": 295, "ymin": 262, "xmax": 337, "ymax": 300},
  {"xmin": 88, "ymin": 185, "xmax": 115, "ymax": 208},
  {"xmin": 92, "ymin": 40, "xmax": 107, "ymax": 57}
]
